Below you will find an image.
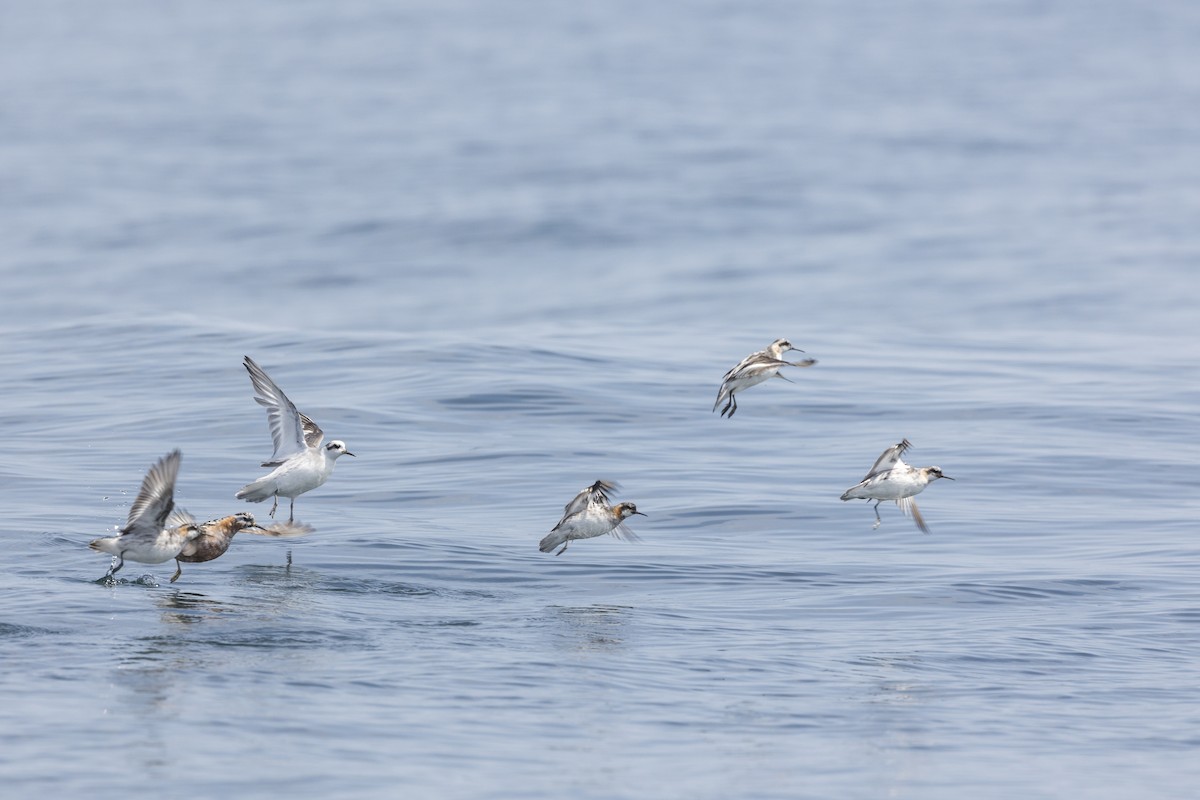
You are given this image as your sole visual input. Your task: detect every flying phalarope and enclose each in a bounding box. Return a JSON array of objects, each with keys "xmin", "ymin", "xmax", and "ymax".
[
  {"xmin": 236, "ymin": 356, "xmax": 354, "ymax": 522},
  {"xmin": 89, "ymin": 450, "xmax": 200, "ymax": 580},
  {"xmin": 840, "ymin": 439, "xmax": 953, "ymax": 533},
  {"xmin": 713, "ymin": 338, "xmax": 817, "ymax": 417},
  {"xmin": 169, "ymin": 511, "xmax": 312, "ymax": 583},
  {"xmin": 539, "ymin": 480, "xmax": 646, "ymax": 556}
]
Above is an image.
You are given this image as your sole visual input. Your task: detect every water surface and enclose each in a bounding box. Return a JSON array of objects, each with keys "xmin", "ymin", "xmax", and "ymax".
[{"xmin": 2, "ymin": 1, "xmax": 1199, "ymax": 798}]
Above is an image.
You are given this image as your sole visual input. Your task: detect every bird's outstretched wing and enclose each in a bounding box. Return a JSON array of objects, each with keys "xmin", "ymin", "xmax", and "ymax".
[
  {"xmin": 862, "ymin": 439, "xmax": 913, "ymax": 480},
  {"xmin": 609, "ymin": 521, "xmax": 642, "ymax": 543},
  {"xmin": 123, "ymin": 450, "xmax": 181, "ymax": 539},
  {"xmin": 896, "ymin": 496, "xmax": 930, "ymax": 534},
  {"xmin": 562, "ymin": 480, "xmax": 618, "ymax": 516},
  {"xmin": 166, "ymin": 507, "xmax": 197, "ymax": 530},
  {"xmin": 556, "ymin": 480, "xmax": 619, "ymax": 528},
  {"xmin": 720, "ymin": 348, "xmax": 769, "ymax": 382},
  {"xmin": 244, "ymin": 356, "xmax": 323, "ymax": 466}
]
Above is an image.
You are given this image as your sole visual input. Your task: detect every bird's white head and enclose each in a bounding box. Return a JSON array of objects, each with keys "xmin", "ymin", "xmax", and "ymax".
[
  {"xmin": 614, "ymin": 502, "xmax": 646, "ymax": 520},
  {"xmin": 325, "ymin": 441, "xmax": 355, "ymax": 460},
  {"xmin": 925, "ymin": 466, "xmax": 953, "ymax": 481},
  {"xmin": 769, "ymin": 338, "xmax": 801, "ymax": 357}
]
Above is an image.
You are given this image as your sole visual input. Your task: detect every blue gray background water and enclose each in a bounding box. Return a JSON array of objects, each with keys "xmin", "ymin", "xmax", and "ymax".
[{"xmin": 2, "ymin": 1, "xmax": 1198, "ymax": 797}]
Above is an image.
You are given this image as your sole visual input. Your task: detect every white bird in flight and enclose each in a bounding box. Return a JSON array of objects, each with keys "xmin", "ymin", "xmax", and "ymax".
[
  {"xmin": 90, "ymin": 450, "xmax": 199, "ymax": 580},
  {"xmin": 236, "ymin": 356, "xmax": 354, "ymax": 522},
  {"xmin": 714, "ymin": 338, "xmax": 817, "ymax": 418},
  {"xmin": 840, "ymin": 439, "xmax": 953, "ymax": 534}
]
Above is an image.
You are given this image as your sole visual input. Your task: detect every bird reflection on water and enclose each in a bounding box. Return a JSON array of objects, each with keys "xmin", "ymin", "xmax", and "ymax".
[{"xmin": 549, "ymin": 604, "xmax": 633, "ymax": 651}]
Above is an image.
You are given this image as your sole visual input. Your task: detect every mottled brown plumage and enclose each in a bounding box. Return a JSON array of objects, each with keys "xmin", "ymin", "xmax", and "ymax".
[{"xmin": 170, "ymin": 512, "xmax": 312, "ymax": 583}]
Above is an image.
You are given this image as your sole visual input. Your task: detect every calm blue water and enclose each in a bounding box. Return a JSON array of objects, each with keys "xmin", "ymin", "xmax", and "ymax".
[{"xmin": 2, "ymin": 1, "xmax": 1199, "ymax": 797}]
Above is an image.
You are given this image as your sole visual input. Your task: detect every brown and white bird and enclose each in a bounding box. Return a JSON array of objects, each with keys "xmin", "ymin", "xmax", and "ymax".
[
  {"xmin": 539, "ymin": 480, "xmax": 645, "ymax": 556},
  {"xmin": 169, "ymin": 510, "xmax": 312, "ymax": 583}
]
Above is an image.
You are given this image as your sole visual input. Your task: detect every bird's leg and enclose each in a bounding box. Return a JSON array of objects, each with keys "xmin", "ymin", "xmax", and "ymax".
[
  {"xmin": 555, "ymin": 541, "xmax": 569, "ymax": 556},
  {"xmin": 170, "ymin": 559, "xmax": 183, "ymax": 584},
  {"xmin": 288, "ymin": 499, "xmax": 295, "ymax": 523},
  {"xmin": 728, "ymin": 396, "xmax": 738, "ymax": 417},
  {"xmin": 104, "ymin": 555, "xmax": 125, "ymax": 581},
  {"xmin": 872, "ymin": 501, "xmax": 883, "ymax": 529},
  {"xmin": 269, "ymin": 495, "xmax": 278, "ymax": 518}
]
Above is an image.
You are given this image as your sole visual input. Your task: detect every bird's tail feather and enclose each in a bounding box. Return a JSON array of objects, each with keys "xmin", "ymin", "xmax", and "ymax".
[
  {"xmin": 236, "ymin": 480, "xmax": 274, "ymax": 502},
  {"xmin": 539, "ymin": 531, "xmax": 567, "ymax": 553},
  {"xmin": 89, "ymin": 537, "xmax": 119, "ymax": 555}
]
